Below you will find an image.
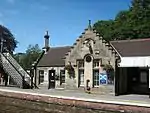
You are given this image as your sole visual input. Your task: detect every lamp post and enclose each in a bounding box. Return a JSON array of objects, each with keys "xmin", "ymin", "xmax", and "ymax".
[
  {"xmin": 31, "ymin": 63, "xmax": 35, "ymax": 89},
  {"xmin": 31, "ymin": 61, "xmax": 37, "ymax": 89}
]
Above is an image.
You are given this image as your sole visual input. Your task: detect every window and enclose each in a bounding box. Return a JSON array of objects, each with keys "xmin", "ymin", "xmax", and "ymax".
[
  {"xmin": 85, "ymin": 55, "xmax": 92, "ymax": 62},
  {"xmin": 78, "ymin": 60, "xmax": 84, "ymax": 69},
  {"xmin": 79, "ymin": 69, "xmax": 84, "ymax": 86},
  {"xmin": 107, "ymin": 71, "xmax": 114, "ymax": 84},
  {"xmin": 78, "ymin": 60, "xmax": 84, "ymax": 86},
  {"xmin": 93, "ymin": 59, "xmax": 100, "ymax": 86},
  {"xmin": 93, "ymin": 60, "xmax": 100, "ymax": 68},
  {"xmin": 93, "ymin": 69, "xmax": 99, "ymax": 86},
  {"xmin": 39, "ymin": 70, "xmax": 44, "ymax": 84},
  {"xmin": 140, "ymin": 71, "xmax": 147, "ymax": 84},
  {"xmin": 60, "ymin": 70, "xmax": 65, "ymax": 84}
]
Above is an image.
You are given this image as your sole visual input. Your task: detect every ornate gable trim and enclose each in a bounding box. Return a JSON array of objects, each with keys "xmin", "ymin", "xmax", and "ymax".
[{"xmin": 64, "ymin": 27, "xmax": 120, "ymax": 61}]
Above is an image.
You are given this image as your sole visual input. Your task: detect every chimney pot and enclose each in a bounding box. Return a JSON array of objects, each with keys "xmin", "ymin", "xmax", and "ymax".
[{"xmin": 43, "ymin": 31, "xmax": 50, "ymax": 52}]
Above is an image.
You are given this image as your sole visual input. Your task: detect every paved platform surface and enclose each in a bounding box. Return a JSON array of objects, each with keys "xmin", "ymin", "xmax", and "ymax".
[{"xmin": 0, "ymin": 87, "xmax": 150, "ymax": 107}]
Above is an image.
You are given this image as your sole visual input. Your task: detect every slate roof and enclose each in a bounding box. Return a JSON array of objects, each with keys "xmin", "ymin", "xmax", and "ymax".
[
  {"xmin": 37, "ymin": 46, "xmax": 71, "ymax": 67},
  {"xmin": 37, "ymin": 38, "xmax": 150, "ymax": 67},
  {"xmin": 111, "ymin": 38, "xmax": 150, "ymax": 57}
]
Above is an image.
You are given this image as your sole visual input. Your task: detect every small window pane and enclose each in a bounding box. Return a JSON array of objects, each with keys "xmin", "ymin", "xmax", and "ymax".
[
  {"xmin": 60, "ymin": 70, "xmax": 65, "ymax": 84},
  {"xmin": 93, "ymin": 60, "xmax": 100, "ymax": 68},
  {"xmin": 39, "ymin": 70, "xmax": 44, "ymax": 84},
  {"xmin": 93, "ymin": 69, "xmax": 99, "ymax": 86},
  {"xmin": 78, "ymin": 60, "xmax": 84, "ymax": 68},
  {"xmin": 79, "ymin": 69, "xmax": 84, "ymax": 86}
]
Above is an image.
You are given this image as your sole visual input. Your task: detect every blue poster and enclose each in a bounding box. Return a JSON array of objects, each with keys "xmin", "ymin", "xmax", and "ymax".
[{"xmin": 99, "ymin": 72, "xmax": 108, "ymax": 85}]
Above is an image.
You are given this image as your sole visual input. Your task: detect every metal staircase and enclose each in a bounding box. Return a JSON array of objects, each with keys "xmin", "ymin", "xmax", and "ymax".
[{"xmin": 0, "ymin": 52, "xmax": 31, "ymax": 88}]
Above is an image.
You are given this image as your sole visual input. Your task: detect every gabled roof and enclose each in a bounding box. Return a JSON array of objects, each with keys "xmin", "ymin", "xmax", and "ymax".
[
  {"xmin": 37, "ymin": 46, "xmax": 71, "ymax": 67},
  {"xmin": 111, "ymin": 38, "xmax": 150, "ymax": 57}
]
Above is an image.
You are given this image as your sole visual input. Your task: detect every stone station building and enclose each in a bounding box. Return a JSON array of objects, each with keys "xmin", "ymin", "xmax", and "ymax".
[{"xmin": 35, "ymin": 22, "xmax": 150, "ymax": 96}]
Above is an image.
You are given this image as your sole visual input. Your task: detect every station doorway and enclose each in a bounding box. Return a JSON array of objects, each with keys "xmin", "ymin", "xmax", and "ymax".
[
  {"xmin": 48, "ymin": 70, "xmax": 55, "ymax": 89},
  {"xmin": 116, "ymin": 67, "xmax": 149, "ymax": 95}
]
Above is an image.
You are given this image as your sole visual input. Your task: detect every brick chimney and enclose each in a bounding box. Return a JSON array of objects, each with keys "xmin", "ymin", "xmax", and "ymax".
[{"xmin": 43, "ymin": 31, "xmax": 50, "ymax": 52}]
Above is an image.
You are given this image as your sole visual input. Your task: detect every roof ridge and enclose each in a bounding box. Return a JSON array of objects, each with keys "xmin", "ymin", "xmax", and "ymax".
[
  {"xmin": 50, "ymin": 46, "xmax": 71, "ymax": 49},
  {"xmin": 111, "ymin": 38, "xmax": 150, "ymax": 43}
]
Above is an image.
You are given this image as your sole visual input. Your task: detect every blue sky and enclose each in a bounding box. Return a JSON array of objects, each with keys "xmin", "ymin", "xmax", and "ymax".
[{"xmin": 0, "ymin": 0, "xmax": 131, "ymax": 53}]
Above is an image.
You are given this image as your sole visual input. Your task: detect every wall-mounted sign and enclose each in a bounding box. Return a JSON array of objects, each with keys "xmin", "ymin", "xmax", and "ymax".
[{"xmin": 99, "ymin": 72, "xmax": 108, "ymax": 85}]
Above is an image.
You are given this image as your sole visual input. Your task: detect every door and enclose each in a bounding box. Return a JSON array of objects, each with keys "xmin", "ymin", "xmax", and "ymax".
[
  {"xmin": 127, "ymin": 67, "xmax": 139, "ymax": 94},
  {"xmin": 115, "ymin": 67, "xmax": 128, "ymax": 96},
  {"xmin": 48, "ymin": 70, "xmax": 55, "ymax": 89},
  {"xmin": 127, "ymin": 67, "xmax": 149, "ymax": 94}
]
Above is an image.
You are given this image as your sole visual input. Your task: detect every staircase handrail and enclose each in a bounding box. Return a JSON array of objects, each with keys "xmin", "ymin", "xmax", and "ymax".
[
  {"xmin": 0, "ymin": 52, "xmax": 25, "ymax": 87},
  {"xmin": 3, "ymin": 52, "xmax": 30, "ymax": 79},
  {"xmin": 3, "ymin": 52, "xmax": 39, "ymax": 89}
]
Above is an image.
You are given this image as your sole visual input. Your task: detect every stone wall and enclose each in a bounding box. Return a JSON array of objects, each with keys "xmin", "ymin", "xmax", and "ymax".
[
  {"xmin": 65, "ymin": 27, "xmax": 116, "ymax": 93},
  {"xmin": 36, "ymin": 66, "xmax": 65, "ymax": 88}
]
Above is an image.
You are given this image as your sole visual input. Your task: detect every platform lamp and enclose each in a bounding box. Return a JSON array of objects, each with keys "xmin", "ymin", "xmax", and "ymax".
[{"xmin": 31, "ymin": 61, "xmax": 36, "ymax": 89}]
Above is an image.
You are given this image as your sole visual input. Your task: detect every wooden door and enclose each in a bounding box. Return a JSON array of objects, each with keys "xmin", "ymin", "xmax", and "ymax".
[{"xmin": 48, "ymin": 70, "xmax": 55, "ymax": 89}]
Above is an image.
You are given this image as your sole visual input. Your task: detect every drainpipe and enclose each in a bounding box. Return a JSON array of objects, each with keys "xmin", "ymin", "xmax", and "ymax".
[
  {"xmin": 31, "ymin": 62, "xmax": 37, "ymax": 88},
  {"xmin": 30, "ymin": 67, "xmax": 34, "ymax": 89},
  {"xmin": 34, "ymin": 66, "xmax": 37, "ymax": 88},
  {"xmin": 115, "ymin": 58, "xmax": 119, "ymax": 96}
]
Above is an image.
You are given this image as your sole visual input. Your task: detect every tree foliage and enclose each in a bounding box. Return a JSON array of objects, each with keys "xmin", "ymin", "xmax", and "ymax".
[
  {"xmin": 14, "ymin": 44, "xmax": 42, "ymax": 69},
  {"xmin": 93, "ymin": 0, "xmax": 150, "ymax": 41},
  {"xmin": 0, "ymin": 25, "xmax": 17, "ymax": 52}
]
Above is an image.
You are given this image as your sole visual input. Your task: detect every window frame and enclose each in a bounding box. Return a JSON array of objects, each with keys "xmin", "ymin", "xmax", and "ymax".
[
  {"xmin": 39, "ymin": 70, "xmax": 44, "ymax": 84},
  {"xmin": 60, "ymin": 70, "xmax": 65, "ymax": 84},
  {"xmin": 79, "ymin": 69, "xmax": 84, "ymax": 86}
]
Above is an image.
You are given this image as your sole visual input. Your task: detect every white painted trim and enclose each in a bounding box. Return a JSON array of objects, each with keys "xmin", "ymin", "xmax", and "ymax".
[{"xmin": 119, "ymin": 56, "xmax": 150, "ymax": 67}]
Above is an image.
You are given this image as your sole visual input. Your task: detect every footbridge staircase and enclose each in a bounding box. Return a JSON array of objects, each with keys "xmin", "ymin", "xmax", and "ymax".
[{"xmin": 0, "ymin": 52, "xmax": 35, "ymax": 88}]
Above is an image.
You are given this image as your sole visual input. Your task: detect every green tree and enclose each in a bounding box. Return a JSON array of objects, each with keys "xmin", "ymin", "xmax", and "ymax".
[
  {"xmin": 14, "ymin": 44, "xmax": 42, "ymax": 69},
  {"xmin": 93, "ymin": 20, "xmax": 115, "ymax": 41},
  {"xmin": 23, "ymin": 44, "xmax": 42, "ymax": 69},
  {"xmin": 13, "ymin": 52, "xmax": 26, "ymax": 67},
  {"xmin": 0, "ymin": 25, "xmax": 17, "ymax": 52},
  {"xmin": 93, "ymin": 0, "xmax": 150, "ymax": 41}
]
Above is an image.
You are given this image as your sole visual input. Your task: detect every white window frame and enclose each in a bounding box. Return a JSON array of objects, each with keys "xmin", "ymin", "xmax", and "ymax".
[
  {"xmin": 39, "ymin": 70, "xmax": 44, "ymax": 84},
  {"xmin": 93, "ymin": 59, "xmax": 101, "ymax": 87},
  {"xmin": 79, "ymin": 69, "xmax": 84, "ymax": 86},
  {"xmin": 78, "ymin": 60, "xmax": 84, "ymax": 87},
  {"xmin": 93, "ymin": 69, "xmax": 99, "ymax": 87}
]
